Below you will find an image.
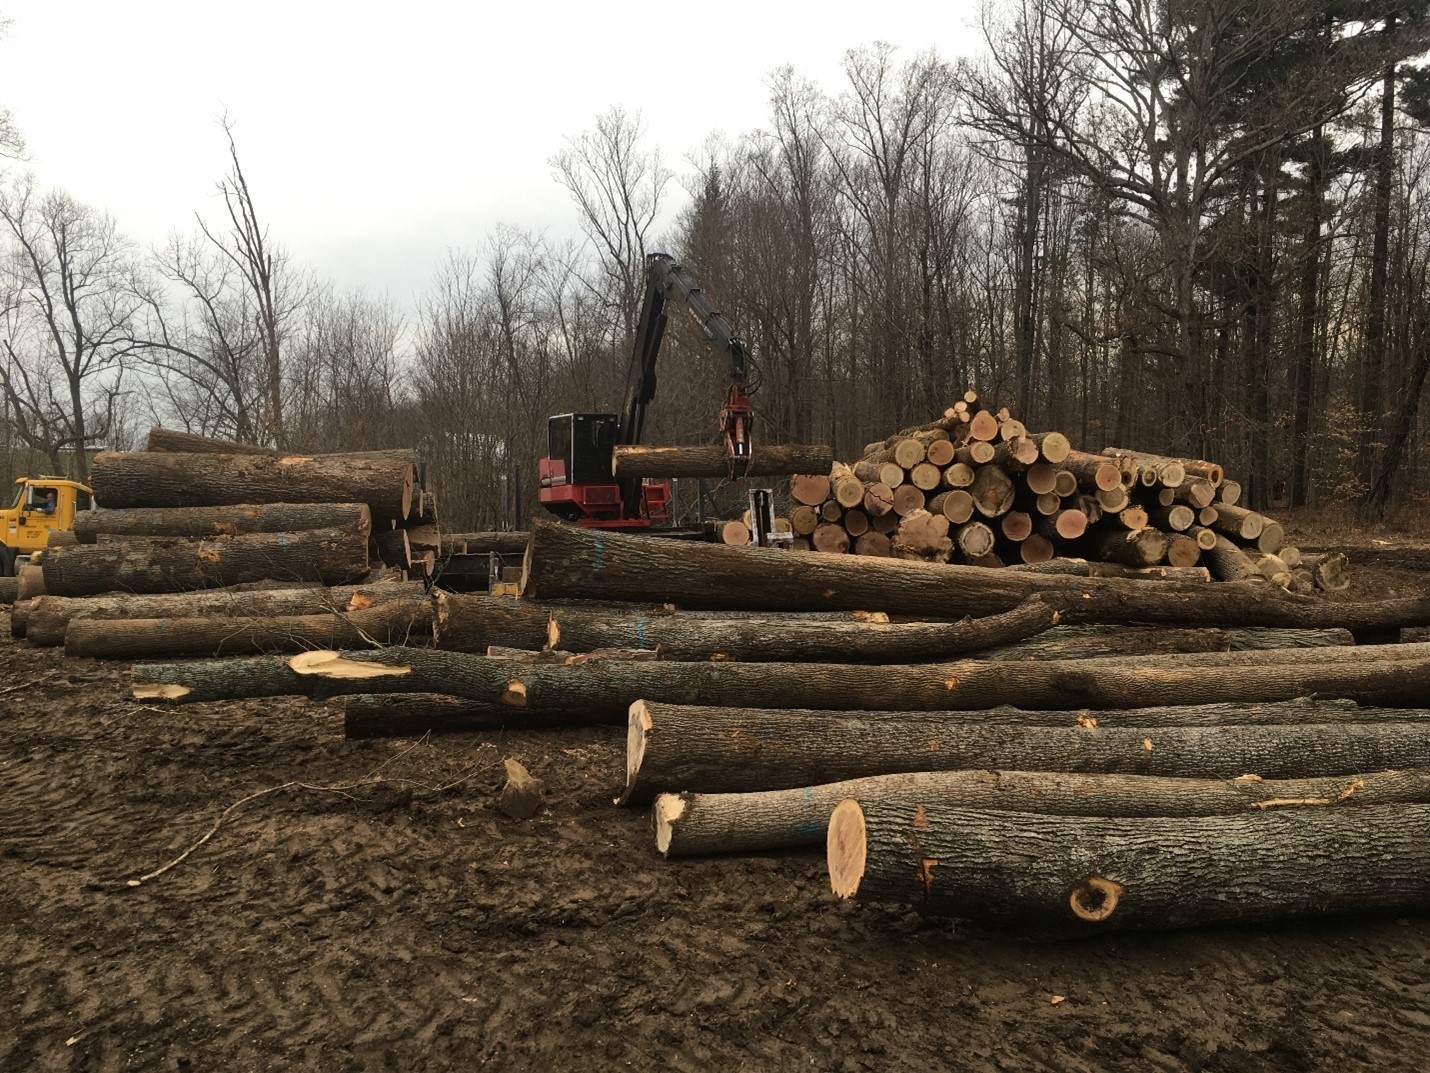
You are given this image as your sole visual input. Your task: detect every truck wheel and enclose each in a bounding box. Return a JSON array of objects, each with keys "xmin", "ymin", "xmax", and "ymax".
[{"xmin": 0, "ymin": 546, "xmax": 15, "ymax": 578}]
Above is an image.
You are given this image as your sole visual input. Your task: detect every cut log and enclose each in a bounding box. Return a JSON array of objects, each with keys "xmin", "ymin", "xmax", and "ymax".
[
  {"xmin": 610, "ymin": 444, "xmax": 834, "ymax": 479},
  {"xmin": 64, "ymin": 598, "xmax": 433, "ymax": 659},
  {"xmin": 954, "ymin": 443, "xmax": 996, "ymax": 466},
  {"xmin": 1173, "ymin": 479, "xmax": 1217, "ymax": 509},
  {"xmin": 828, "ymin": 799, "xmax": 1430, "ymax": 927},
  {"xmin": 1095, "ymin": 486, "xmax": 1130, "ymax": 512},
  {"xmin": 623, "ymin": 700, "xmax": 1430, "ymax": 801},
  {"xmin": 942, "ymin": 463, "xmax": 976, "ymax": 489},
  {"xmin": 891, "ymin": 485, "xmax": 925, "ymax": 517},
  {"xmin": 1101, "ymin": 448, "xmax": 1187, "ymax": 487},
  {"xmin": 1115, "ymin": 505, "xmax": 1149, "ymax": 529},
  {"xmin": 820, "ymin": 501, "xmax": 842, "ymax": 523},
  {"xmin": 1148, "ymin": 504, "xmax": 1195, "ymax": 532},
  {"xmin": 1164, "ymin": 534, "xmax": 1202, "ymax": 569},
  {"xmin": 26, "ymin": 581, "xmax": 426, "ymax": 648},
  {"xmin": 789, "ymin": 474, "xmax": 832, "ymax": 507},
  {"xmin": 1258, "ymin": 519, "xmax": 1287, "ymax": 555},
  {"xmin": 843, "ymin": 509, "xmax": 869, "ymax": 537},
  {"xmin": 1301, "ymin": 552, "xmax": 1351, "ymax": 592},
  {"xmin": 1036, "ymin": 509, "xmax": 1087, "ymax": 542},
  {"xmin": 1024, "ymin": 464, "xmax": 1058, "ymax": 495},
  {"xmin": 545, "ymin": 596, "xmax": 1059, "ymax": 663},
  {"xmin": 1219, "ymin": 479, "xmax": 1243, "ymax": 505},
  {"xmin": 955, "ymin": 521, "xmax": 996, "ymax": 559},
  {"xmin": 495, "ymin": 758, "xmax": 544, "ymax": 820},
  {"xmin": 869, "ymin": 510, "xmax": 897, "ymax": 535},
  {"xmin": 1019, "ymin": 535, "xmax": 1055, "ymax": 564},
  {"xmin": 928, "ymin": 490, "xmax": 975, "ymax": 524},
  {"xmin": 1187, "ymin": 525, "xmax": 1219, "ymax": 551},
  {"xmin": 924, "ymin": 439, "xmax": 956, "ymax": 467},
  {"xmin": 908, "ymin": 462, "xmax": 942, "ymax": 491},
  {"xmin": 720, "ymin": 521, "xmax": 750, "ymax": 546},
  {"xmin": 72, "ymin": 503, "xmax": 373, "ymax": 544},
  {"xmin": 40, "ymin": 527, "xmax": 370, "ymax": 597},
  {"xmin": 812, "ymin": 523, "xmax": 851, "ymax": 554},
  {"xmin": 91, "ymin": 451, "xmax": 414, "ymax": 523},
  {"xmin": 372, "ymin": 528, "xmax": 413, "ymax": 568},
  {"xmin": 1052, "ymin": 470, "xmax": 1078, "ymax": 498},
  {"xmin": 1030, "ymin": 432, "xmax": 1070, "ymax": 463},
  {"xmin": 1203, "ymin": 533, "xmax": 1262, "ymax": 583},
  {"xmin": 17, "ymin": 564, "xmax": 45, "ymax": 601},
  {"xmin": 518, "ymin": 521, "xmax": 1430, "ymax": 630},
  {"xmin": 11, "ymin": 597, "xmax": 36, "ymax": 638},
  {"xmin": 791, "ymin": 506, "xmax": 820, "ymax": 536},
  {"xmin": 969, "ymin": 466, "xmax": 1015, "ymax": 518},
  {"xmin": 1003, "ymin": 559, "xmax": 1211, "ymax": 583},
  {"xmin": 999, "ymin": 511, "xmax": 1033, "ymax": 542},
  {"xmin": 992, "ymin": 436, "xmax": 1039, "ymax": 469},
  {"xmin": 972, "ymin": 624, "xmax": 1228, "ymax": 660},
  {"xmin": 1214, "ymin": 503, "xmax": 1265, "ymax": 541},
  {"xmin": 655, "ymin": 766, "xmax": 1430, "ymax": 857},
  {"xmin": 833, "ymin": 476, "xmax": 866, "ymax": 509},
  {"xmin": 145, "ymin": 427, "xmax": 274, "ymax": 455},
  {"xmin": 861, "ymin": 482, "xmax": 895, "ymax": 517},
  {"xmin": 892, "ymin": 510, "xmax": 952, "ymax": 563},
  {"xmin": 1097, "ymin": 528, "xmax": 1168, "ymax": 567},
  {"xmin": 1059, "ymin": 451, "xmax": 1123, "ymax": 493},
  {"xmin": 1279, "ymin": 546, "xmax": 1302, "ymax": 568},
  {"xmin": 967, "ymin": 411, "xmax": 999, "ymax": 442}
]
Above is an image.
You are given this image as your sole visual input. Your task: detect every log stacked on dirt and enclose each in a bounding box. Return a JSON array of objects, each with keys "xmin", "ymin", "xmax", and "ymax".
[{"xmin": 772, "ymin": 393, "xmax": 1323, "ymax": 587}]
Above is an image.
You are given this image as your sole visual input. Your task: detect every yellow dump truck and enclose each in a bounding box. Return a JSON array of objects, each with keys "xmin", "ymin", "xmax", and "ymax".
[{"xmin": 0, "ymin": 476, "xmax": 94, "ymax": 575}]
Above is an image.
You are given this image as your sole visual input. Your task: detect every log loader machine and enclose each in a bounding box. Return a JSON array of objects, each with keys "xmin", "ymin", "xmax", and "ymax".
[{"xmin": 538, "ymin": 253, "xmax": 781, "ymax": 541}]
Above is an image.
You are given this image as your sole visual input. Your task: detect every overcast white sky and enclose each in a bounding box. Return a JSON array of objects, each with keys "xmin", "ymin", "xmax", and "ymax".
[{"xmin": 1, "ymin": 1, "xmax": 979, "ymax": 303}]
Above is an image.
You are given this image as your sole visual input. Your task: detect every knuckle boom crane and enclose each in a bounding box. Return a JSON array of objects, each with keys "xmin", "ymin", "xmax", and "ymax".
[{"xmin": 538, "ymin": 252, "xmax": 761, "ymax": 531}]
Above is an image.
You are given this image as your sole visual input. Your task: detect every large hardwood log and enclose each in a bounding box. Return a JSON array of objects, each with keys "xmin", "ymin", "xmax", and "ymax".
[
  {"xmin": 1006, "ymin": 558, "xmax": 1210, "ymax": 582},
  {"xmin": 25, "ymin": 581, "xmax": 424, "ymax": 647},
  {"xmin": 828, "ymin": 800, "xmax": 1430, "ymax": 928},
  {"xmin": 973, "ymin": 625, "xmax": 1349, "ymax": 660},
  {"xmin": 622, "ymin": 701, "xmax": 1430, "ymax": 801},
  {"xmin": 90, "ymin": 451, "xmax": 414, "ymax": 522},
  {"xmin": 446, "ymin": 531, "xmax": 529, "ymax": 557},
  {"xmin": 610, "ymin": 444, "xmax": 834, "ymax": 479},
  {"xmin": 542, "ymin": 596, "xmax": 1059, "ymax": 662},
  {"xmin": 40, "ymin": 527, "xmax": 370, "ymax": 597},
  {"xmin": 654, "ymin": 766, "xmax": 1430, "ymax": 857},
  {"xmin": 340, "ymin": 693, "xmax": 589, "ymax": 738},
  {"xmin": 144, "ymin": 427, "xmax": 273, "ymax": 455},
  {"xmin": 129, "ymin": 644, "xmax": 1430, "ymax": 720},
  {"xmin": 519, "ymin": 520, "xmax": 1430, "ymax": 630},
  {"xmin": 72, "ymin": 502, "xmax": 373, "ymax": 544},
  {"xmin": 65, "ymin": 598, "xmax": 433, "ymax": 659}
]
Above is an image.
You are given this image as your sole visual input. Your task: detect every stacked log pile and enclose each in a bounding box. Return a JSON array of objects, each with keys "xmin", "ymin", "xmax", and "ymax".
[
  {"xmin": 9, "ymin": 428, "xmax": 437, "ymax": 649},
  {"xmin": 778, "ymin": 393, "xmax": 1346, "ymax": 593}
]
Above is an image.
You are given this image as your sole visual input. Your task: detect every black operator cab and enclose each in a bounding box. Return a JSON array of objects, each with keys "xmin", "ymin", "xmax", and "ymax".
[{"xmin": 538, "ymin": 413, "xmax": 623, "ymax": 520}]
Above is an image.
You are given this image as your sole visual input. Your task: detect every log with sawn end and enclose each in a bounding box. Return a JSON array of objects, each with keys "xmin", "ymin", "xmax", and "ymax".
[
  {"xmin": 72, "ymin": 503, "xmax": 372, "ymax": 544},
  {"xmin": 40, "ymin": 527, "xmax": 371, "ymax": 597},
  {"xmin": 89, "ymin": 450, "xmax": 415, "ymax": 523},
  {"xmin": 65, "ymin": 598, "xmax": 433, "ymax": 659},
  {"xmin": 517, "ymin": 519, "xmax": 1430, "ymax": 630},
  {"xmin": 654, "ymin": 766, "xmax": 1430, "ymax": 857},
  {"xmin": 622, "ymin": 700, "xmax": 1430, "ymax": 802},
  {"xmin": 130, "ymin": 642, "xmax": 1430, "ymax": 715},
  {"xmin": 340, "ymin": 693, "xmax": 596, "ymax": 738},
  {"xmin": 611, "ymin": 444, "xmax": 834, "ymax": 479},
  {"xmin": 24, "ymin": 581, "xmax": 424, "ymax": 648},
  {"xmin": 828, "ymin": 800, "xmax": 1430, "ymax": 928}
]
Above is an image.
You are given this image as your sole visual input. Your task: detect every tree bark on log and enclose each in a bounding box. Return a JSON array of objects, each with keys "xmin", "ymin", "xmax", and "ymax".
[
  {"xmin": 40, "ymin": 527, "xmax": 371, "ymax": 597},
  {"xmin": 971, "ymin": 625, "xmax": 1229, "ymax": 660},
  {"xmin": 65, "ymin": 598, "xmax": 433, "ymax": 659},
  {"xmin": 623, "ymin": 700, "xmax": 1430, "ymax": 801},
  {"xmin": 517, "ymin": 520, "xmax": 1430, "ymax": 629},
  {"xmin": 445, "ymin": 532, "xmax": 529, "ymax": 556},
  {"xmin": 542, "ymin": 596, "xmax": 1060, "ymax": 663},
  {"xmin": 24, "ymin": 581, "xmax": 423, "ymax": 647},
  {"xmin": 145, "ymin": 427, "xmax": 275, "ymax": 455},
  {"xmin": 1005, "ymin": 559, "xmax": 1210, "ymax": 582},
  {"xmin": 90, "ymin": 451, "xmax": 414, "ymax": 523},
  {"xmin": 0, "ymin": 576, "xmax": 17, "ymax": 605},
  {"xmin": 72, "ymin": 503, "xmax": 373, "ymax": 544},
  {"xmin": 828, "ymin": 799, "xmax": 1430, "ymax": 928},
  {"xmin": 1203, "ymin": 533, "xmax": 1262, "ymax": 583},
  {"xmin": 130, "ymin": 643, "xmax": 1430, "ymax": 719},
  {"xmin": 654, "ymin": 766, "xmax": 1430, "ymax": 857},
  {"xmin": 11, "ymin": 597, "xmax": 37, "ymax": 638}
]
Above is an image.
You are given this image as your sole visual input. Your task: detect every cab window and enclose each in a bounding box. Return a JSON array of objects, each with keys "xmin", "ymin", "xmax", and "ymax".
[
  {"xmin": 27, "ymin": 487, "xmax": 57, "ymax": 512},
  {"xmin": 75, "ymin": 490, "xmax": 91, "ymax": 511}
]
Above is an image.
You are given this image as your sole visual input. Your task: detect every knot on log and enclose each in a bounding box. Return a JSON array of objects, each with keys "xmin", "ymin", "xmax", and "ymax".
[{"xmin": 1069, "ymin": 876, "xmax": 1124, "ymax": 922}]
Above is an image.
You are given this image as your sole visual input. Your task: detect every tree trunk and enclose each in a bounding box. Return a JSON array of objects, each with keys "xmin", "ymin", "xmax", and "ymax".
[
  {"xmin": 72, "ymin": 502, "xmax": 373, "ymax": 543},
  {"xmin": 130, "ymin": 643, "xmax": 1430, "ymax": 719},
  {"xmin": 610, "ymin": 444, "xmax": 833, "ymax": 479},
  {"xmin": 1203, "ymin": 533, "xmax": 1262, "ymax": 583},
  {"xmin": 1006, "ymin": 559, "xmax": 1209, "ymax": 582},
  {"xmin": 24, "ymin": 581, "xmax": 422, "ymax": 647},
  {"xmin": 828, "ymin": 799, "xmax": 1430, "ymax": 928},
  {"xmin": 65, "ymin": 598, "xmax": 433, "ymax": 659},
  {"xmin": 145, "ymin": 427, "xmax": 274, "ymax": 455},
  {"xmin": 40, "ymin": 527, "xmax": 370, "ymax": 597},
  {"xmin": 655, "ymin": 766, "xmax": 1430, "ymax": 857},
  {"xmin": 623, "ymin": 699, "xmax": 1430, "ymax": 801},
  {"xmin": 543, "ymin": 596, "xmax": 1059, "ymax": 662},
  {"xmin": 517, "ymin": 520, "xmax": 1430, "ymax": 630},
  {"xmin": 89, "ymin": 451, "xmax": 414, "ymax": 523}
]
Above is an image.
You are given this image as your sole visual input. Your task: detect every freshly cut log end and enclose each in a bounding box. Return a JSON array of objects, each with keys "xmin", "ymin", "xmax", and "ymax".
[
  {"xmin": 892, "ymin": 485, "xmax": 926, "ymax": 517},
  {"xmin": 1020, "ymin": 534, "xmax": 1055, "ymax": 564},
  {"xmin": 892, "ymin": 439, "xmax": 926, "ymax": 469},
  {"xmin": 1032, "ymin": 432, "xmax": 1071, "ymax": 464},
  {"xmin": 1025, "ymin": 464, "xmax": 1058, "ymax": 495},
  {"xmin": 955, "ymin": 521, "xmax": 996, "ymax": 559},
  {"xmin": 969, "ymin": 465, "xmax": 1015, "ymax": 518},
  {"xmin": 653, "ymin": 793, "xmax": 687, "ymax": 856},
  {"xmin": 1052, "ymin": 470, "xmax": 1078, "ymax": 498},
  {"xmin": 943, "ymin": 463, "xmax": 975, "ymax": 489},
  {"xmin": 813, "ymin": 523, "xmax": 851, "ymax": 555},
  {"xmin": 1000, "ymin": 511, "xmax": 1033, "ymax": 542},
  {"xmin": 863, "ymin": 483, "xmax": 894, "ymax": 517},
  {"xmin": 626, "ymin": 701, "xmax": 655, "ymax": 804},
  {"xmin": 721, "ymin": 521, "xmax": 751, "ymax": 546},
  {"xmin": 1096, "ymin": 486, "xmax": 1130, "ymax": 513},
  {"xmin": 289, "ymin": 650, "xmax": 412, "ymax": 679},
  {"xmin": 925, "ymin": 439, "xmax": 956, "ymax": 468},
  {"xmin": 930, "ymin": 490, "xmax": 975, "ymax": 525},
  {"xmin": 790, "ymin": 474, "xmax": 832, "ymax": 507},
  {"xmin": 827, "ymin": 798, "xmax": 868, "ymax": 900},
  {"xmin": 1069, "ymin": 877, "xmax": 1124, "ymax": 922},
  {"xmin": 834, "ymin": 476, "xmax": 866, "ymax": 509},
  {"xmin": 1258, "ymin": 521, "xmax": 1286, "ymax": 556},
  {"xmin": 1165, "ymin": 534, "xmax": 1202, "ymax": 569},
  {"xmin": 854, "ymin": 531, "xmax": 892, "ymax": 557},
  {"xmin": 909, "ymin": 462, "xmax": 942, "ymax": 491},
  {"xmin": 967, "ymin": 412, "xmax": 1000, "ymax": 442},
  {"xmin": 1219, "ymin": 480, "xmax": 1243, "ymax": 506},
  {"xmin": 1215, "ymin": 504, "xmax": 1264, "ymax": 541},
  {"xmin": 843, "ymin": 509, "xmax": 870, "ymax": 537}
]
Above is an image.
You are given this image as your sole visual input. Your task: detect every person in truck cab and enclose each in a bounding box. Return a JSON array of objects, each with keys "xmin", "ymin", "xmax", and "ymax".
[{"xmin": 34, "ymin": 489, "xmax": 56, "ymax": 514}]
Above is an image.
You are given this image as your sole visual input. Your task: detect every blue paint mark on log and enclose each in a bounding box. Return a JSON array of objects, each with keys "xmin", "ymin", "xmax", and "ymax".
[
  {"xmin": 635, "ymin": 618, "xmax": 646, "ymax": 648},
  {"xmin": 593, "ymin": 535, "xmax": 605, "ymax": 574}
]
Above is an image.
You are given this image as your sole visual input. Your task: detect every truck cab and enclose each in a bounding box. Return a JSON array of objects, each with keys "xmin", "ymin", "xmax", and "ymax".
[{"xmin": 0, "ymin": 477, "xmax": 93, "ymax": 575}]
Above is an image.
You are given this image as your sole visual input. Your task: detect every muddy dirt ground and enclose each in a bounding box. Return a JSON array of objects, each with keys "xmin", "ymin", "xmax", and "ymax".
[{"xmin": 4, "ymin": 514, "xmax": 1430, "ymax": 1072}]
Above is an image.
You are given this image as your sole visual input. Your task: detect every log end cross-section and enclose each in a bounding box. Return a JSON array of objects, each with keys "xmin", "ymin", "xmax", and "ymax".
[
  {"xmin": 827, "ymin": 797, "xmax": 869, "ymax": 900},
  {"xmin": 289, "ymin": 650, "xmax": 413, "ymax": 679}
]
